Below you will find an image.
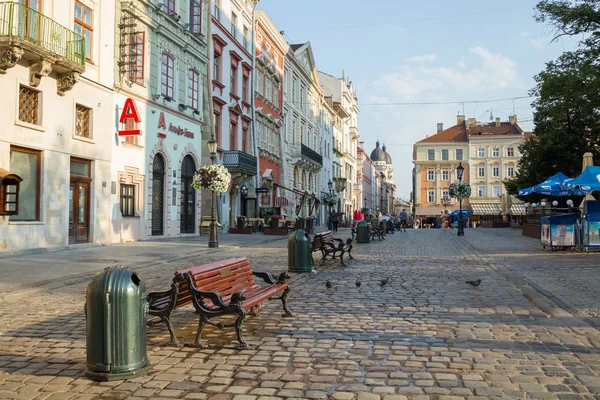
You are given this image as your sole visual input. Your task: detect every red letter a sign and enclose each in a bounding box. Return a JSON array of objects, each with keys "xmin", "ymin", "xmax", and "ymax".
[{"xmin": 118, "ymin": 98, "xmax": 141, "ymax": 136}]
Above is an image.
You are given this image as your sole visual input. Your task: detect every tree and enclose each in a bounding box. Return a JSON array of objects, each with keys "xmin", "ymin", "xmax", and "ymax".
[{"xmin": 505, "ymin": 0, "xmax": 600, "ymax": 197}]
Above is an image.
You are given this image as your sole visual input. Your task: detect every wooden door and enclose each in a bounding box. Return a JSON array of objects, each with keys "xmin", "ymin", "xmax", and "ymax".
[
  {"xmin": 180, "ymin": 155, "xmax": 196, "ymax": 233},
  {"xmin": 69, "ymin": 181, "xmax": 90, "ymax": 244}
]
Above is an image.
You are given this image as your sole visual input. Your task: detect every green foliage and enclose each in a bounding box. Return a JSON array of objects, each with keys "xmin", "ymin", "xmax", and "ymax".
[{"xmin": 505, "ymin": 0, "xmax": 600, "ymax": 198}]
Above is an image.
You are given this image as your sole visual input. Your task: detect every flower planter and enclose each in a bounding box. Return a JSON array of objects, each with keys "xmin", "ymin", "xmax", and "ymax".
[
  {"xmin": 270, "ymin": 219, "xmax": 280, "ymax": 230},
  {"xmin": 236, "ymin": 219, "xmax": 246, "ymax": 229}
]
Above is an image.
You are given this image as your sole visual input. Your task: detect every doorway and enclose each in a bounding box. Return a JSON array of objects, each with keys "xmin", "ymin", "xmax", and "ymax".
[
  {"xmin": 151, "ymin": 154, "xmax": 165, "ymax": 236},
  {"xmin": 69, "ymin": 158, "xmax": 91, "ymax": 244},
  {"xmin": 180, "ymin": 155, "xmax": 196, "ymax": 233}
]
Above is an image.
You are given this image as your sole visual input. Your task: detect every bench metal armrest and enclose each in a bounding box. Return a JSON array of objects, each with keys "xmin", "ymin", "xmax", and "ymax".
[
  {"xmin": 180, "ymin": 273, "xmax": 227, "ymax": 310},
  {"xmin": 146, "ymin": 288, "xmax": 173, "ymax": 306},
  {"xmin": 252, "ymin": 271, "xmax": 276, "ymax": 284}
]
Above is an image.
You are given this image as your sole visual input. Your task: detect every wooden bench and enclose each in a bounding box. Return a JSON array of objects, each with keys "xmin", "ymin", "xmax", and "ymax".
[
  {"xmin": 200, "ymin": 216, "xmax": 221, "ymax": 236},
  {"xmin": 310, "ymin": 231, "xmax": 353, "ymax": 266},
  {"xmin": 370, "ymin": 223, "xmax": 384, "ymax": 241},
  {"xmin": 146, "ymin": 257, "xmax": 294, "ymax": 349}
]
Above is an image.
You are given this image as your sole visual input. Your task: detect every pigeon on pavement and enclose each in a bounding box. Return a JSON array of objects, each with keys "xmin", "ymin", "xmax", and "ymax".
[
  {"xmin": 379, "ymin": 277, "xmax": 390, "ymax": 287},
  {"xmin": 326, "ymin": 280, "xmax": 333, "ymax": 289},
  {"xmin": 355, "ymin": 281, "xmax": 361, "ymax": 289},
  {"xmin": 466, "ymin": 279, "xmax": 482, "ymax": 288}
]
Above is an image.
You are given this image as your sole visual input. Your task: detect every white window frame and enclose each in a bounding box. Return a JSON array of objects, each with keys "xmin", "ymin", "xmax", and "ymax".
[
  {"xmin": 427, "ymin": 190, "xmax": 434, "ymax": 203},
  {"xmin": 478, "ymin": 185, "xmax": 486, "ymax": 197},
  {"xmin": 507, "ymin": 166, "xmax": 515, "ymax": 177},
  {"xmin": 492, "ymin": 185, "xmax": 501, "ymax": 197},
  {"xmin": 427, "ymin": 169, "xmax": 435, "ymax": 181},
  {"xmin": 478, "ymin": 166, "xmax": 485, "ymax": 178},
  {"xmin": 441, "ymin": 170, "xmax": 449, "ymax": 181},
  {"xmin": 507, "ymin": 147, "xmax": 514, "ymax": 157},
  {"xmin": 492, "ymin": 147, "xmax": 500, "ymax": 157},
  {"xmin": 427, "ymin": 149, "xmax": 435, "ymax": 160},
  {"xmin": 441, "ymin": 149, "xmax": 449, "ymax": 160},
  {"xmin": 478, "ymin": 147, "xmax": 485, "ymax": 157},
  {"xmin": 492, "ymin": 166, "xmax": 499, "ymax": 177}
]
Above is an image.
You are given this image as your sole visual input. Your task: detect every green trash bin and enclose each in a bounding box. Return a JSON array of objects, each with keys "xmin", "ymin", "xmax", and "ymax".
[
  {"xmin": 85, "ymin": 265, "xmax": 151, "ymax": 381},
  {"xmin": 357, "ymin": 220, "xmax": 370, "ymax": 243},
  {"xmin": 288, "ymin": 229, "xmax": 311, "ymax": 273}
]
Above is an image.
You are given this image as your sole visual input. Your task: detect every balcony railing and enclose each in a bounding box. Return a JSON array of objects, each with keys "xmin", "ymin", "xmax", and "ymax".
[
  {"xmin": 301, "ymin": 144, "xmax": 322, "ymax": 166},
  {"xmin": 0, "ymin": 2, "xmax": 85, "ymax": 66},
  {"xmin": 223, "ymin": 150, "xmax": 257, "ymax": 176}
]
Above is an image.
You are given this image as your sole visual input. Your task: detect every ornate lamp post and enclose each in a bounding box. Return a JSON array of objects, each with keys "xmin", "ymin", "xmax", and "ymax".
[
  {"xmin": 207, "ymin": 136, "xmax": 219, "ymax": 248},
  {"xmin": 456, "ymin": 162, "xmax": 465, "ymax": 236},
  {"xmin": 442, "ymin": 194, "xmax": 449, "ymax": 211},
  {"xmin": 328, "ymin": 179, "xmax": 333, "ymax": 194}
]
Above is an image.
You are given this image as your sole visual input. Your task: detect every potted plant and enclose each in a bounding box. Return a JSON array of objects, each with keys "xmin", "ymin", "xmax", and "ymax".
[{"xmin": 270, "ymin": 214, "xmax": 283, "ymax": 230}]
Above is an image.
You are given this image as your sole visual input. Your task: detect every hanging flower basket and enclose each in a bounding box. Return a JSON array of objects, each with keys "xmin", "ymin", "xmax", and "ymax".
[
  {"xmin": 192, "ymin": 164, "xmax": 232, "ymax": 193},
  {"xmin": 449, "ymin": 182, "xmax": 472, "ymax": 200},
  {"xmin": 321, "ymin": 192, "xmax": 338, "ymax": 207}
]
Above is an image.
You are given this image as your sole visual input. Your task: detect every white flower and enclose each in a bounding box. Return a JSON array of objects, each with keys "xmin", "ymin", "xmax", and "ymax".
[{"xmin": 192, "ymin": 164, "xmax": 232, "ymax": 193}]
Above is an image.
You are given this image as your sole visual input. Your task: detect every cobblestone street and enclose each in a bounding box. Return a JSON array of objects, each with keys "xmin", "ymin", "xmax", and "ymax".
[{"xmin": 1, "ymin": 228, "xmax": 600, "ymax": 399}]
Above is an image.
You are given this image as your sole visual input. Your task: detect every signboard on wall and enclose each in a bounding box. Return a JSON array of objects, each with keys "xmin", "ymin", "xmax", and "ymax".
[{"xmin": 118, "ymin": 98, "xmax": 141, "ymax": 136}]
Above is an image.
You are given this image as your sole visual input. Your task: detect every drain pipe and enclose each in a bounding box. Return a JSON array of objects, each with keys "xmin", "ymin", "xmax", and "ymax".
[{"xmin": 250, "ymin": 0, "xmax": 260, "ymax": 217}]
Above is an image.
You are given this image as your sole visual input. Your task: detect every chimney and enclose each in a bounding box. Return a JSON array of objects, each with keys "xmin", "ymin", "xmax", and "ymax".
[
  {"xmin": 495, "ymin": 117, "xmax": 500, "ymax": 127},
  {"xmin": 467, "ymin": 118, "xmax": 477, "ymax": 127},
  {"xmin": 437, "ymin": 123, "xmax": 443, "ymax": 133},
  {"xmin": 457, "ymin": 114, "xmax": 465, "ymax": 125},
  {"xmin": 509, "ymin": 115, "xmax": 517, "ymax": 125}
]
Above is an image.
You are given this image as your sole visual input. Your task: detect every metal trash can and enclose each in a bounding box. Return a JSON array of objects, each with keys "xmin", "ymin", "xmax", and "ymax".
[
  {"xmin": 85, "ymin": 265, "xmax": 151, "ymax": 381},
  {"xmin": 357, "ymin": 221, "xmax": 370, "ymax": 243},
  {"xmin": 288, "ymin": 229, "xmax": 311, "ymax": 273}
]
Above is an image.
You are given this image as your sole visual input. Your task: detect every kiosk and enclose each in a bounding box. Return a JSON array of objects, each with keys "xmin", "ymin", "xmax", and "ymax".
[
  {"xmin": 581, "ymin": 200, "xmax": 600, "ymax": 252},
  {"xmin": 540, "ymin": 213, "xmax": 579, "ymax": 250}
]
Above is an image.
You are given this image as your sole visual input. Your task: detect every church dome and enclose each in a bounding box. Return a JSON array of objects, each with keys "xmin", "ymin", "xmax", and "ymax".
[
  {"xmin": 382, "ymin": 144, "xmax": 392, "ymax": 164},
  {"xmin": 370, "ymin": 141, "xmax": 386, "ymax": 162}
]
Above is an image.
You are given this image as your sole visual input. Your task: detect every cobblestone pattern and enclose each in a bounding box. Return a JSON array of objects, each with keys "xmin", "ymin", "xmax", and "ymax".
[{"xmin": 0, "ymin": 229, "xmax": 600, "ymax": 399}]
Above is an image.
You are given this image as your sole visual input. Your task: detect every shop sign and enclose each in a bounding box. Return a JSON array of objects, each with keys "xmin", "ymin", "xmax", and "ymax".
[
  {"xmin": 118, "ymin": 98, "xmax": 141, "ymax": 136},
  {"xmin": 158, "ymin": 112, "xmax": 194, "ymax": 139}
]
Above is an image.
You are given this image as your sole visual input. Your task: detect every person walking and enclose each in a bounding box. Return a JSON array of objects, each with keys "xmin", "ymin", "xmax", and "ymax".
[
  {"xmin": 400, "ymin": 209, "xmax": 407, "ymax": 232},
  {"xmin": 332, "ymin": 212, "xmax": 339, "ymax": 232}
]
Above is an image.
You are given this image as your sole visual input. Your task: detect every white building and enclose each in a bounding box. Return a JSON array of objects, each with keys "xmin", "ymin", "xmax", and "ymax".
[
  {"xmin": 318, "ymin": 71, "xmax": 360, "ymax": 219},
  {"xmin": 208, "ymin": 0, "xmax": 257, "ymax": 231},
  {"xmin": 0, "ymin": 0, "xmax": 116, "ymax": 254},
  {"xmin": 111, "ymin": 0, "xmax": 209, "ymax": 241},
  {"xmin": 318, "ymin": 98, "xmax": 335, "ymax": 225},
  {"xmin": 282, "ymin": 42, "xmax": 323, "ymax": 218}
]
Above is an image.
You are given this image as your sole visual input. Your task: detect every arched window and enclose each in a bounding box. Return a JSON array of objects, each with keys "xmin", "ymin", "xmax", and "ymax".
[
  {"xmin": 293, "ymin": 167, "xmax": 298, "ymax": 188},
  {"xmin": 301, "ymin": 170, "xmax": 306, "ymax": 190},
  {"xmin": 188, "ymin": 69, "xmax": 199, "ymax": 110},
  {"xmin": 161, "ymin": 52, "xmax": 174, "ymax": 99}
]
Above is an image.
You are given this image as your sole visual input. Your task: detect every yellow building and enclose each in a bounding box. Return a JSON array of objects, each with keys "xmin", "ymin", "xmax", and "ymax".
[{"xmin": 413, "ymin": 116, "xmax": 469, "ymax": 220}]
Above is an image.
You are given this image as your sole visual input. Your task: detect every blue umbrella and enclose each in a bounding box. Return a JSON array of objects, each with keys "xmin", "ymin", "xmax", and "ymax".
[
  {"xmin": 566, "ymin": 166, "xmax": 600, "ymax": 193},
  {"xmin": 518, "ymin": 172, "xmax": 574, "ymax": 196}
]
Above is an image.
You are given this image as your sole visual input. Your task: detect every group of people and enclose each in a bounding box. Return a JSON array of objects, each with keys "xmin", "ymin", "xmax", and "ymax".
[
  {"xmin": 327, "ymin": 211, "xmax": 342, "ymax": 232},
  {"xmin": 327, "ymin": 208, "xmax": 410, "ymax": 233}
]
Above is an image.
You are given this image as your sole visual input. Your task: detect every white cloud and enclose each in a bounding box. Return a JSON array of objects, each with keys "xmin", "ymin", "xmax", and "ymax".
[
  {"xmin": 530, "ymin": 37, "xmax": 545, "ymax": 49},
  {"xmin": 371, "ymin": 45, "xmax": 520, "ymax": 101},
  {"xmin": 383, "ymin": 24, "xmax": 406, "ymax": 33},
  {"xmin": 520, "ymin": 30, "xmax": 530, "ymax": 37},
  {"xmin": 406, "ymin": 53, "xmax": 437, "ymax": 64}
]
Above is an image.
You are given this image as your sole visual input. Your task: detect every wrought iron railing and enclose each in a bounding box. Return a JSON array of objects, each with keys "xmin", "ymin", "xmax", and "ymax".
[
  {"xmin": 223, "ymin": 150, "xmax": 257, "ymax": 176},
  {"xmin": 301, "ymin": 144, "xmax": 322, "ymax": 166},
  {"xmin": 0, "ymin": 2, "xmax": 85, "ymax": 66}
]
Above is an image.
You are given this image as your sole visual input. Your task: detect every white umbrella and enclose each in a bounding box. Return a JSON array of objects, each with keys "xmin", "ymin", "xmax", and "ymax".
[{"xmin": 379, "ymin": 215, "xmax": 391, "ymax": 222}]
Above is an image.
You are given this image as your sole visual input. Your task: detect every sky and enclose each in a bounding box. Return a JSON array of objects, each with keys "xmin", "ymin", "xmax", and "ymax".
[{"xmin": 258, "ymin": 0, "xmax": 581, "ymax": 200}]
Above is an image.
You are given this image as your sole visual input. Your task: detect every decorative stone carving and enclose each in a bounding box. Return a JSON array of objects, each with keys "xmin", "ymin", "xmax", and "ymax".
[
  {"xmin": 57, "ymin": 72, "xmax": 80, "ymax": 96},
  {"xmin": 29, "ymin": 59, "xmax": 53, "ymax": 87},
  {"xmin": 0, "ymin": 46, "xmax": 24, "ymax": 74}
]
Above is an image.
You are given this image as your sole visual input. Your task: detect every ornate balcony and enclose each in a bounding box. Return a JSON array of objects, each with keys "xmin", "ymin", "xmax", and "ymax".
[
  {"xmin": 301, "ymin": 144, "xmax": 322, "ymax": 166},
  {"xmin": 0, "ymin": 2, "xmax": 86, "ymax": 95},
  {"xmin": 223, "ymin": 150, "xmax": 257, "ymax": 177}
]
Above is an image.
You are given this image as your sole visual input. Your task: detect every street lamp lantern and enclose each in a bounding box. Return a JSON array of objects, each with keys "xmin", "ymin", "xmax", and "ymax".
[
  {"xmin": 442, "ymin": 194, "xmax": 449, "ymax": 209},
  {"xmin": 456, "ymin": 162, "xmax": 465, "ymax": 236},
  {"xmin": 208, "ymin": 135, "xmax": 219, "ymax": 248},
  {"xmin": 327, "ymin": 179, "xmax": 333, "ymax": 194},
  {"xmin": 240, "ymin": 183, "xmax": 248, "ymax": 197}
]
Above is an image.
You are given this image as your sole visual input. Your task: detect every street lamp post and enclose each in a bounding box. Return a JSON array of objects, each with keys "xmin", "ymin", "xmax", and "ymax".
[
  {"xmin": 442, "ymin": 194, "xmax": 449, "ymax": 211},
  {"xmin": 457, "ymin": 162, "xmax": 465, "ymax": 236},
  {"xmin": 208, "ymin": 137, "xmax": 219, "ymax": 248}
]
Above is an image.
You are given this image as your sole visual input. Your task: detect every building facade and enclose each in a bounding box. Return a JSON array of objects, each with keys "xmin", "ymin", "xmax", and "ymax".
[
  {"xmin": 254, "ymin": 10, "xmax": 285, "ymax": 218},
  {"xmin": 467, "ymin": 116, "xmax": 524, "ymax": 215},
  {"xmin": 209, "ymin": 0, "xmax": 257, "ymax": 230},
  {"xmin": 369, "ymin": 141, "xmax": 395, "ymax": 214},
  {"xmin": 318, "ymin": 71, "xmax": 359, "ymax": 220},
  {"xmin": 318, "ymin": 99, "xmax": 335, "ymax": 225},
  {"xmin": 0, "ymin": 0, "xmax": 115, "ymax": 254},
  {"xmin": 413, "ymin": 116, "xmax": 470, "ymax": 220},
  {"xmin": 282, "ymin": 42, "xmax": 323, "ymax": 218},
  {"xmin": 112, "ymin": 0, "xmax": 209, "ymax": 241}
]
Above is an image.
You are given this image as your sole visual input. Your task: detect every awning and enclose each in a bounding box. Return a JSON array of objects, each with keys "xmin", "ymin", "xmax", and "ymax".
[
  {"xmin": 262, "ymin": 169, "xmax": 274, "ymax": 180},
  {"xmin": 471, "ymin": 203, "xmax": 501, "ymax": 215},
  {"xmin": 415, "ymin": 206, "xmax": 449, "ymax": 216},
  {"xmin": 0, "ymin": 168, "xmax": 23, "ymax": 183},
  {"xmin": 510, "ymin": 203, "xmax": 526, "ymax": 215}
]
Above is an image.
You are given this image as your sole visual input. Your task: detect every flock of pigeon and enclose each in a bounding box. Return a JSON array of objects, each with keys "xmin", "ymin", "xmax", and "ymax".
[{"xmin": 324, "ymin": 277, "xmax": 482, "ymax": 290}]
